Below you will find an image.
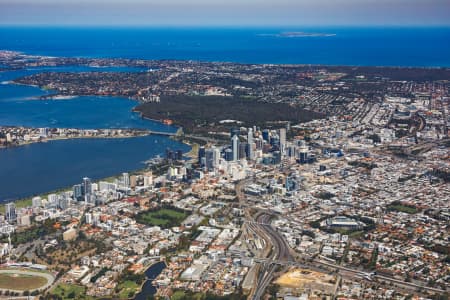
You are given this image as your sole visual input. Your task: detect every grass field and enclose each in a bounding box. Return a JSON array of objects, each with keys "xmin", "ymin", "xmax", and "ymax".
[
  {"xmin": 387, "ymin": 204, "xmax": 418, "ymax": 214},
  {"xmin": 117, "ymin": 280, "xmax": 140, "ymax": 299},
  {"xmin": 172, "ymin": 291, "xmax": 191, "ymax": 300},
  {"xmin": 50, "ymin": 283, "xmax": 93, "ymax": 300},
  {"xmin": 0, "ymin": 273, "xmax": 47, "ymax": 291},
  {"xmin": 136, "ymin": 207, "xmax": 188, "ymax": 228},
  {"xmin": 50, "ymin": 284, "xmax": 92, "ymax": 300}
]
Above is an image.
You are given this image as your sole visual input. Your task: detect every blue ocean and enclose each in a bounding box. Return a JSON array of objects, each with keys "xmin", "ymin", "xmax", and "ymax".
[{"xmin": 0, "ymin": 26, "xmax": 449, "ymax": 66}]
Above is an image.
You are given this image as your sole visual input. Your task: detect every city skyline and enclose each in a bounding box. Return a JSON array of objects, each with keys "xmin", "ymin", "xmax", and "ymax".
[
  {"xmin": 0, "ymin": 0, "xmax": 449, "ymax": 26},
  {"xmin": 0, "ymin": 0, "xmax": 449, "ymax": 298}
]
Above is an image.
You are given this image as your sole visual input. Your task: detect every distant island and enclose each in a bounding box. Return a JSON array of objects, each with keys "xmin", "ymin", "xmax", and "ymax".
[{"xmin": 258, "ymin": 31, "xmax": 336, "ymax": 38}]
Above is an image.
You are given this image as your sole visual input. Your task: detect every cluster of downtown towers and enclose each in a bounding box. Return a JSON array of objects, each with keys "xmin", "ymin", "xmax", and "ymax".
[{"xmin": 198, "ymin": 126, "xmax": 303, "ymax": 171}]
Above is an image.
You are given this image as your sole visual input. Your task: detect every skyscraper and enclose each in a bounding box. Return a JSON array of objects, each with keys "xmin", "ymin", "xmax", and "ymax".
[
  {"xmin": 205, "ymin": 148, "xmax": 215, "ymax": 171},
  {"xmin": 239, "ymin": 142, "xmax": 247, "ymax": 159},
  {"xmin": 262, "ymin": 129, "xmax": 270, "ymax": 142},
  {"xmin": 247, "ymin": 128, "xmax": 253, "ymax": 145},
  {"xmin": 5, "ymin": 202, "xmax": 16, "ymax": 222},
  {"xmin": 232, "ymin": 134, "xmax": 239, "ymax": 161},
  {"xmin": 58, "ymin": 196, "xmax": 69, "ymax": 210},
  {"xmin": 122, "ymin": 172, "xmax": 130, "ymax": 187},
  {"xmin": 82, "ymin": 177, "xmax": 92, "ymax": 205},
  {"xmin": 247, "ymin": 128, "xmax": 254, "ymax": 159},
  {"xmin": 224, "ymin": 148, "xmax": 233, "ymax": 161},
  {"xmin": 279, "ymin": 128, "xmax": 286, "ymax": 154},
  {"xmin": 73, "ymin": 184, "xmax": 82, "ymax": 201},
  {"xmin": 198, "ymin": 146, "xmax": 206, "ymax": 166},
  {"xmin": 82, "ymin": 177, "xmax": 92, "ymax": 196},
  {"xmin": 299, "ymin": 147, "xmax": 308, "ymax": 164}
]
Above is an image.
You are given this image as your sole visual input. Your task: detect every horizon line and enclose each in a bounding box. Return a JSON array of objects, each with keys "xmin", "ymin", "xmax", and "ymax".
[{"xmin": 1, "ymin": 24, "xmax": 450, "ymax": 28}]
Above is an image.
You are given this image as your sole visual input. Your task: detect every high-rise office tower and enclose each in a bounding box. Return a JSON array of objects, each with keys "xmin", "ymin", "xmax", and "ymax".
[
  {"xmin": 224, "ymin": 149, "xmax": 232, "ymax": 161},
  {"xmin": 232, "ymin": 134, "xmax": 239, "ymax": 161},
  {"xmin": 279, "ymin": 128, "xmax": 286, "ymax": 153},
  {"xmin": 239, "ymin": 142, "xmax": 247, "ymax": 159},
  {"xmin": 82, "ymin": 177, "xmax": 92, "ymax": 196},
  {"xmin": 299, "ymin": 147, "xmax": 308, "ymax": 164},
  {"xmin": 247, "ymin": 128, "xmax": 254, "ymax": 159},
  {"xmin": 73, "ymin": 184, "xmax": 82, "ymax": 200},
  {"xmin": 58, "ymin": 196, "xmax": 69, "ymax": 210},
  {"xmin": 248, "ymin": 128, "xmax": 253, "ymax": 144},
  {"xmin": 206, "ymin": 147, "xmax": 221, "ymax": 170},
  {"xmin": 82, "ymin": 177, "xmax": 92, "ymax": 205},
  {"xmin": 198, "ymin": 146, "xmax": 206, "ymax": 165},
  {"xmin": 205, "ymin": 148, "xmax": 216, "ymax": 170},
  {"xmin": 262, "ymin": 129, "xmax": 270, "ymax": 142}
]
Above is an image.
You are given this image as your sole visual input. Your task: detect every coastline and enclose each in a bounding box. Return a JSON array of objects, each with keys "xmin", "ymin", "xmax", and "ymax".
[
  {"xmin": 38, "ymin": 95, "xmax": 78, "ymax": 100},
  {"xmin": 0, "ymin": 137, "xmax": 192, "ymax": 205},
  {"xmin": 0, "ymin": 130, "xmax": 152, "ymax": 150},
  {"xmin": 133, "ymin": 109, "xmax": 179, "ymax": 127},
  {"xmin": 0, "ymin": 72, "xmax": 193, "ymax": 203},
  {"xmin": 179, "ymin": 139, "xmax": 199, "ymax": 161}
]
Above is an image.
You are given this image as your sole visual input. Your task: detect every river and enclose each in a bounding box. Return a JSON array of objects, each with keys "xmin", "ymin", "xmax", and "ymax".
[
  {"xmin": 134, "ymin": 261, "xmax": 166, "ymax": 300},
  {"xmin": 0, "ymin": 66, "xmax": 189, "ymax": 201}
]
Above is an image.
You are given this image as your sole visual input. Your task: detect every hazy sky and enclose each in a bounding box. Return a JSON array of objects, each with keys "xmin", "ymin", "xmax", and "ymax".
[{"xmin": 1, "ymin": 0, "xmax": 449, "ymax": 26}]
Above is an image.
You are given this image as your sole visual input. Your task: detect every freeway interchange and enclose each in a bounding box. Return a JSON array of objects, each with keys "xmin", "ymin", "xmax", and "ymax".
[{"xmin": 236, "ymin": 178, "xmax": 447, "ymax": 299}]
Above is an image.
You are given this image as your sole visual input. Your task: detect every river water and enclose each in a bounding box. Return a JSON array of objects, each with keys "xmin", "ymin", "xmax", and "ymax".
[
  {"xmin": 0, "ymin": 66, "xmax": 189, "ymax": 201},
  {"xmin": 134, "ymin": 261, "xmax": 166, "ymax": 300}
]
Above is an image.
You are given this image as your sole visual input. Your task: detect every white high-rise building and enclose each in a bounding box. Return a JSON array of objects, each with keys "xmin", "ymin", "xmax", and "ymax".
[
  {"xmin": 5, "ymin": 203, "xmax": 16, "ymax": 222},
  {"xmin": 32, "ymin": 197, "xmax": 42, "ymax": 208},
  {"xmin": 143, "ymin": 176, "xmax": 153, "ymax": 187},
  {"xmin": 122, "ymin": 172, "xmax": 130, "ymax": 187},
  {"xmin": 248, "ymin": 128, "xmax": 253, "ymax": 144},
  {"xmin": 48, "ymin": 194, "xmax": 58, "ymax": 205},
  {"xmin": 99, "ymin": 181, "xmax": 109, "ymax": 192},
  {"xmin": 85, "ymin": 213, "xmax": 92, "ymax": 225},
  {"xmin": 279, "ymin": 128, "xmax": 286, "ymax": 154},
  {"xmin": 213, "ymin": 147, "xmax": 220, "ymax": 166},
  {"xmin": 232, "ymin": 135, "xmax": 239, "ymax": 161},
  {"xmin": 39, "ymin": 127, "xmax": 49, "ymax": 137}
]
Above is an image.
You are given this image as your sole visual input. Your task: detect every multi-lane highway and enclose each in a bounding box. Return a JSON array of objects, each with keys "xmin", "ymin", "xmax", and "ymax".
[
  {"xmin": 237, "ymin": 178, "xmax": 289, "ymax": 299},
  {"xmin": 251, "ymin": 212, "xmax": 294, "ymax": 300}
]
